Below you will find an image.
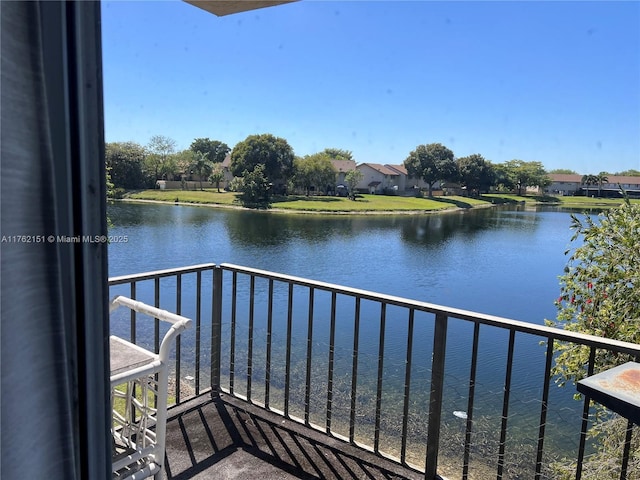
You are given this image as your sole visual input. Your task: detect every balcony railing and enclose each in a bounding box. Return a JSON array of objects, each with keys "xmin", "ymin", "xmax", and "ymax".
[{"xmin": 109, "ymin": 263, "xmax": 640, "ymax": 480}]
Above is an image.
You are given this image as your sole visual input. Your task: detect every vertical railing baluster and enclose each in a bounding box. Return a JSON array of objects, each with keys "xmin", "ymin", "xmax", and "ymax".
[
  {"xmin": 195, "ymin": 271, "xmax": 202, "ymax": 395},
  {"xmin": 374, "ymin": 303, "xmax": 387, "ymax": 453},
  {"xmin": 401, "ymin": 309, "xmax": 415, "ymax": 464},
  {"xmin": 326, "ymin": 292, "xmax": 337, "ymax": 433},
  {"xmin": 304, "ymin": 287, "xmax": 315, "ymax": 426},
  {"xmin": 175, "ymin": 273, "xmax": 182, "ymax": 404},
  {"xmin": 497, "ymin": 329, "xmax": 516, "ymax": 479},
  {"xmin": 425, "ymin": 313, "xmax": 448, "ymax": 480},
  {"xmin": 247, "ymin": 275, "xmax": 255, "ymax": 402},
  {"xmin": 230, "ymin": 271, "xmax": 237, "ymax": 394},
  {"xmin": 265, "ymin": 279, "xmax": 274, "ymax": 409},
  {"xmin": 349, "ymin": 297, "xmax": 361, "ymax": 444},
  {"xmin": 154, "ymin": 277, "xmax": 160, "ymax": 353},
  {"xmin": 620, "ymin": 420, "xmax": 633, "ymax": 480},
  {"xmin": 154, "ymin": 278, "xmax": 161, "ymax": 408},
  {"xmin": 576, "ymin": 346, "xmax": 596, "ymax": 480},
  {"xmin": 462, "ymin": 322, "xmax": 481, "ymax": 480},
  {"xmin": 622, "ymin": 356, "xmax": 640, "ymax": 478},
  {"xmin": 211, "ymin": 267, "xmax": 222, "ymax": 396},
  {"xmin": 326, "ymin": 292, "xmax": 336, "ymax": 433},
  {"xmin": 534, "ymin": 339, "xmax": 555, "ymax": 479},
  {"xmin": 129, "ymin": 282, "xmax": 137, "ymax": 344},
  {"xmin": 129, "ymin": 281, "xmax": 137, "ymax": 425},
  {"xmin": 284, "ymin": 283, "xmax": 294, "ymax": 417}
]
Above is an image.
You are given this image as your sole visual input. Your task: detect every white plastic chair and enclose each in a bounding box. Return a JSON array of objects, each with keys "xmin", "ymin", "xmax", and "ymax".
[{"xmin": 109, "ymin": 296, "xmax": 192, "ymax": 480}]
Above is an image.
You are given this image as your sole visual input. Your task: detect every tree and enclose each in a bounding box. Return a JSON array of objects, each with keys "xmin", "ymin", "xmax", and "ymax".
[
  {"xmin": 403, "ymin": 143, "xmax": 457, "ymax": 197},
  {"xmin": 547, "ymin": 198, "xmax": 640, "ymax": 478},
  {"xmin": 549, "ymin": 168, "xmax": 578, "ymax": 174},
  {"xmin": 493, "ymin": 163, "xmax": 516, "ymax": 192},
  {"xmin": 106, "ymin": 165, "xmax": 115, "ymax": 199},
  {"xmin": 321, "ymin": 148, "xmax": 354, "ymax": 161},
  {"xmin": 344, "ymin": 169, "xmax": 364, "ymax": 200},
  {"xmin": 615, "ymin": 169, "xmax": 640, "ymax": 176},
  {"xmin": 500, "ymin": 160, "xmax": 550, "ymax": 195},
  {"xmin": 294, "ymin": 153, "xmax": 337, "ymax": 195},
  {"xmin": 105, "ymin": 141, "xmax": 150, "ymax": 190},
  {"xmin": 146, "ymin": 135, "xmax": 177, "ymax": 183},
  {"xmin": 159, "ymin": 154, "xmax": 179, "ymax": 181},
  {"xmin": 208, "ymin": 163, "xmax": 225, "ymax": 192},
  {"xmin": 238, "ymin": 164, "xmax": 271, "ymax": 207},
  {"xmin": 190, "ymin": 151, "xmax": 213, "ymax": 190},
  {"xmin": 190, "ymin": 138, "xmax": 230, "ymax": 164},
  {"xmin": 456, "ymin": 154, "xmax": 496, "ymax": 196},
  {"xmin": 230, "ymin": 134, "xmax": 295, "ymax": 184},
  {"xmin": 172, "ymin": 149, "xmax": 197, "ymax": 183},
  {"xmin": 581, "ymin": 174, "xmax": 598, "ymax": 197},
  {"xmin": 596, "ymin": 172, "xmax": 608, "ymax": 197}
]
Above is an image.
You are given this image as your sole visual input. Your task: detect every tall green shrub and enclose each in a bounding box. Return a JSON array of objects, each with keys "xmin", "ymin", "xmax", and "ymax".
[{"xmin": 548, "ymin": 197, "xmax": 640, "ymax": 478}]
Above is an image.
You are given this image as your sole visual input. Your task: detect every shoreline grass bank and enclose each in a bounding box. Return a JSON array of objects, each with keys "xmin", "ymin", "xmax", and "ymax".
[{"xmin": 117, "ymin": 189, "xmax": 637, "ymax": 215}]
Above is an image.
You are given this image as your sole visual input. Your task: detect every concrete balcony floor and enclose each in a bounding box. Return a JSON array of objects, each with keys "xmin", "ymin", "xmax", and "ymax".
[{"xmin": 162, "ymin": 393, "xmax": 425, "ymax": 480}]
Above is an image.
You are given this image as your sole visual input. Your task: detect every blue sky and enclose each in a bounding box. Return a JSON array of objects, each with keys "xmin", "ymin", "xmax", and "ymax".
[{"xmin": 102, "ymin": 1, "xmax": 640, "ymax": 174}]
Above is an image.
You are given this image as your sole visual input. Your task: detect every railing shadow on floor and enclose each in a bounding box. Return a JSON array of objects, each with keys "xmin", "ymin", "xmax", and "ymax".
[{"xmin": 162, "ymin": 393, "xmax": 423, "ymax": 480}]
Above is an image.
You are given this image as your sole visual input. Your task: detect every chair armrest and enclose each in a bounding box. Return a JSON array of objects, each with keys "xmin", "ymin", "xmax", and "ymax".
[
  {"xmin": 110, "ymin": 296, "xmax": 193, "ymax": 361},
  {"xmin": 110, "ymin": 296, "xmax": 192, "ymax": 330}
]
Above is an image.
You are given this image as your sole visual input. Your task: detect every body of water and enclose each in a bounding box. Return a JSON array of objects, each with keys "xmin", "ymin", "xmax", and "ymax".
[{"xmin": 108, "ymin": 202, "xmax": 576, "ymax": 324}]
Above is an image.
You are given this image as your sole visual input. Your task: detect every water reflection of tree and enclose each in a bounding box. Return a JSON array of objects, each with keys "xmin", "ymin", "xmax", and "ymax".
[
  {"xmin": 108, "ymin": 202, "xmax": 216, "ymax": 227},
  {"xmin": 111, "ymin": 203, "xmax": 542, "ymax": 250},
  {"xmin": 400, "ymin": 207, "xmax": 540, "ymax": 246},
  {"xmin": 224, "ymin": 211, "xmax": 410, "ymax": 247}
]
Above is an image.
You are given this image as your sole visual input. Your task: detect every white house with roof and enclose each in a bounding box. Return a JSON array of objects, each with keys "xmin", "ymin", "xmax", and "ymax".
[
  {"xmin": 384, "ymin": 164, "xmax": 430, "ymax": 191},
  {"xmin": 219, "ymin": 153, "xmax": 234, "ymax": 189},
  {"xmin": 355, "ymin": 163, "xmax": 402, "ymax": 193},
  {"xmin": 544, "ymin": 174, "xmax": 640, "ymax": 197},
  {"xmin": 354, "ymin": 163, "xmax": 432, "ymax": 194},
  {"xmin": 329, "ymin": 159, "xmax": 357, "ymax": 185}
]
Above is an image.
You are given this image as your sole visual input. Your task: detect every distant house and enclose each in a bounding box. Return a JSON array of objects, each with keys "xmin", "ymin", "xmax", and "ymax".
[
  {"xmin": 355, "ymin": 163, "xmax": 401, "ymax": 193},
  {"xmin": 544, "ymin": 174, "xmax": 581, "ymax": 195},
  {"xmin": 350, "ymin": 162, "xmax": 432, "ymax": 194},
  {"xmin": 329, "ymin": 159, "xmax": 357, "ymax": 185},
  {"xmin": 544, "ymin": 174, "xmax": 640, "ymax": 197},
  {"xmin": 220, "ymin": 153, "xmax": 234, "ymax": 189},
  {"xmin": 611, "ymin": 176, "xmax": 640, "ymax": 196},
  {"xmin": 384, "ymin": 164, "xmax": 430, "ymax": 192}
]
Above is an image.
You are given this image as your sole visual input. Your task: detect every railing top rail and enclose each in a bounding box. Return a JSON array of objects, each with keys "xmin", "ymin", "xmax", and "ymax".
[
  {"xmin": 108, "ymin": 263, "xmax": 217, "ymax": 285},
  {"xmin": 219, "ymin": 263, "xmax": 640, "ymax": 355}
]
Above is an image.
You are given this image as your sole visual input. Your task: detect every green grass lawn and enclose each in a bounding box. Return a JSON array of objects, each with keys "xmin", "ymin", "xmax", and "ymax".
[
  {"xmin": 484, "ymin": 193, "xmax": 639, "ymax": 208},
  {"xmin": 127, "ymin": 189, "xmax": 239, "ymax": 206},
  {"xmin": 125, "ymin": 190, "xmax": 492, "ymax": 212},
  {"xmin": 554, "ymin": 195, "xmax": 639, "ymax": 207},
  {"xmin": 122, "ymin": 189, "xmax": 638, "ymax": 213},
  {"xmin": 482, "ymin": 193, "xmax": 559, "ymax": 204},
  {"xmin": 271, "ymin": 194, "xmax": 475, "ymax": 212}
]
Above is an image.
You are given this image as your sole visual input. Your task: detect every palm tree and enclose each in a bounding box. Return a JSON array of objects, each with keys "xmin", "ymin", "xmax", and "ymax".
[
  {"xmin": 596, "ymin": 172, "xmax": 609, "ymax": 198},
  {"xmin": 208, "ymin": 163, "xmax": 225, "ymax": 193},
  {"xmin": 190, "ymin": 151, "xmax": 213, "ymax": 191},
  {"xmin": 581, "ymin": 174, "xmax": 598, "ymax": 197}
]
